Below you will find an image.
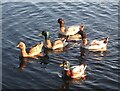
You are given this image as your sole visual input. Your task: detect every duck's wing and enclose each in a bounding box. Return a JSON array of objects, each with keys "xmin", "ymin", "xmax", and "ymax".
[
  {"xmin": 70, "ymin": 65, "xmax": 87, "ymax": 78},
  {"xmin": 71, "ymin": 65, "xmax": 86, "ymax": 73},
  {"xmin": 65, "ymin": 26, "xmax": 80, "ymax": 35},
  {"xmin": 89, "ymin": 40, "xmax": 99, "ymax": 45},
  {"xmin": 67, "ymin": 34, "xmax": 81, "ymax": 41},
  {"xmin": 29, "ymin": 43, "xmax": 43, "ymax": 55},
  {"xmin": 82, "ymin": 37, "xmax": 109, "ymax": 51},
  {"xmin": 87, "ymin": 39, "xmax": 107, "ymax": 50},
  {"xmin": 52, "ymin": 39, "xmax": 64, "ymax": 50},
  {"xmin": 71, "ymin": 66, "xmax": 81, "ymax": 73}
]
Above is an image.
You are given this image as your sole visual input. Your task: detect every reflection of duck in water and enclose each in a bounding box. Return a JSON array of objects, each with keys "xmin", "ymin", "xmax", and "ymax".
[
  {"xmin": 38, "ymin": 54, "xmax": 50, "ymax": 68},
  {"xmin": 17, "ymin": 43, "xmax": 50, "ymax": 70},
  {"xmin": 18, "ymin": 56, "xmax": 27, "ymax": 70},
  {"xmin": 59, "ymin": 80, "xmax": 69, "ymax": 91},
  {"xmin": 18, "ymin": 53, "xmax": 50, "ymax": 70},
  {"xmin": 59, "ymin": 61, "xmax": 87, "ymax": 79},
  {"xmin": 59, "ymin": 73, "xmax": 87, "ymax": 91},
  {"xmin": 16, "ymin": 42, "xmax": 43, "ymax": 59}
]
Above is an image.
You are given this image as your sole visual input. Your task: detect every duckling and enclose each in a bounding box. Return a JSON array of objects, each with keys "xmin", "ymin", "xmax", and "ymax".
[
  {"xmin": 38, "ymin": 31, "xmax": 68, "ymax": 50},
  {"xmin": 60, "ymin": 61, "xmax": 87, "ymax": 79},
  {"xmin": 81, "ymin": 37, "xmax": 109, "ymax": 51},
  {"xmin": 16, "ymin": 42, "xmax": 43, "ymax": 59}
]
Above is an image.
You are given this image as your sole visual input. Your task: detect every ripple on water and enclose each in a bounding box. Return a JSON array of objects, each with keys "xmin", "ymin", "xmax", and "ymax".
[{"xmin": 2, "ymin": 1, "xmax": 119, "ymax": 90}]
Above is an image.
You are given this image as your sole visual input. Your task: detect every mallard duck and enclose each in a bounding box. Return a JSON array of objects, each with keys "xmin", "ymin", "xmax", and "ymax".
[
  {"xmin": 60, "ymin": 61, "xmax": 87, "ymax": 79},
  {"xmin": 58, "ymin": 18, "xmax": 84, "ymax": 41},
  {"xmin": 58, "ymin": 18, "xmax": 81, "ymax": 36},
  {"xmin": 81, "ymin": 37, "xmax": 109, "ymax": 51},
  {"xmin": 38, "ymin": 31, "xmax": 68, "ymax": 50},
  {"xmin": 16, "ymin": 42, "xmax": 43, "ymax": 59}
]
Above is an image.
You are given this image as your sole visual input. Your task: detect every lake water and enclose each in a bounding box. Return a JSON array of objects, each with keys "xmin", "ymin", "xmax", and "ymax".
[{"xmin": 1, "ymin": 1, "xmax": 119, "ymax": 90}]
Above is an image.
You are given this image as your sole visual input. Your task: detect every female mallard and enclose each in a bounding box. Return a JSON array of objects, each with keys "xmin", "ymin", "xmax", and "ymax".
[
  {"xmin": 16, "ymin": 42, "xmax": 43, "ymax": 59},
  {"xmin": 60, "ymin": 61, "xmax": 87, "ymax": 79},
  {"xmin": 58, "ymin": 18, "xmax": 82, "ymax": 41},
  {"xmin": 81, "ymin": 37, "xmax": 109, "ymax": 51},
  {"xmin": 38, "ymin": 31, "xmax": 68, "ymax": 50},
  {"xmin": 58, "ymin": 18, "xmax": 81, "ymax": 36}
]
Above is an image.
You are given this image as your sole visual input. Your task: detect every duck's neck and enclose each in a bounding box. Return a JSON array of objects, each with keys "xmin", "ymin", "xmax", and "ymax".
[
  {"xmin": 20, "ymin": 47, "xmax": 28, "ymax": 57},
  {"xmin": 60, "ymin": 23, "xmax": 64, "ymax": 27},
  {"xmin": 45, "ymin": 39, "xmax": 52, "ymax": 49},
  {"xmin": 59, "ymin": 23, "xmax": 65, "ymax": 33}
]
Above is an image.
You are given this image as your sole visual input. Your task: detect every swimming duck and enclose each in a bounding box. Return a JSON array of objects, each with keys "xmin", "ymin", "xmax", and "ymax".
[
  {"xmin": 38, "ymin": 31, "xmax": 68, "ymax": 50},
  {"xmin": 16, "ymin": 42, "xmax": 43, "ymax": 59},
  {"xmin": 58, "ymin": 18, "xmax": 81, "ymax": 36},
  {"xmin": 81, "ymin": 37, "xmax": 109, "ymax": 51},
  {"xmin": 58, "ymin": 18, "xmax": 84, "ymax": 41},
  {"xmin": 60, "ymin": 61, "xmax": 87, "ymax": 79}
]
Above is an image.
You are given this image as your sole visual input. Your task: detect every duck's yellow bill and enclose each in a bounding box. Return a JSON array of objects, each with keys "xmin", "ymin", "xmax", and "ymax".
[
  {"xmin": 16, "ymin": 45, "xmax": 19, "ymax": 48},
  {"xmin": 38, "ymin": 33, "xmax": 42, "ymax": 36},
  {"xmin": 59, "ymin": 64, "xmax": 63, "ymax": 67}
]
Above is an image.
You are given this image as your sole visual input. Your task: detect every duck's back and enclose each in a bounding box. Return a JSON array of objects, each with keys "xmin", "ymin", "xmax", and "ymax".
[
  {"xmin": 65, "ymin": 26, "xmax": 80, "ymax": 35},
  {"xmin": 52, "ymin": 39, "xmax": 64, "ymax": 49},
  {"xmin": 70, "ymin": 65, "xmax": 86, "ymax": 78},
  {"xmin": 29, "ymin": 44, "xmax": 43, "ymax": 56},
  {"xmin": 85, "ymin": 38, "xmax": 108, "ymax": 51}
]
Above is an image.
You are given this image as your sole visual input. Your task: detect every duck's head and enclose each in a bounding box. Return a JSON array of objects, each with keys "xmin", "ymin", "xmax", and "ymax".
[
  {"xmin": 79, "ymin": 24, "xmax": 84, "ymax": 31},
  {"xmin": 16, "ymin": 42, "xmax": 26, "ymax": 49},
  {"xmin": 39, "ymin": 31, "xmax": 50, "ymax": 40},
  {"xmin": 58, "ymin": 18, "xmax": 64, "ymax": 24},
  {"xmin": 60, "ymin": 61, "xmax": 70, "ymax": 70}
]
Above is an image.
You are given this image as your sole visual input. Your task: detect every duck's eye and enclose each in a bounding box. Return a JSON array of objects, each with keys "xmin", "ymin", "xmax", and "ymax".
[
  {"xmin": 64, "ymin": 63, "xmax": 67, "ymax": 66},
  {"xmin": 19, "ymin": 44, "xmax": 24, "ymax": 47},
  {"xmin": 19, "ymin": 45, "xmax": 23, "ymax": 47}
]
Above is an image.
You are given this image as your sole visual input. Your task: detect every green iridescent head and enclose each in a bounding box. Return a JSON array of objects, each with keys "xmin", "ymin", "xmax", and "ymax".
[
  {"xmin": 60, "ymin": 61, "xmax": 70, "ymax": 70},
  {"xmin": 39, "ymin": 31, "xmax": 50, "ymax": 40}
]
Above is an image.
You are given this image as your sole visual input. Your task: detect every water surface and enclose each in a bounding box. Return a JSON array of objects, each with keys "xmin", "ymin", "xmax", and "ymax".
[{"xmin": 2, "ymin": 1, "xmax": 119, "ymax": 90}]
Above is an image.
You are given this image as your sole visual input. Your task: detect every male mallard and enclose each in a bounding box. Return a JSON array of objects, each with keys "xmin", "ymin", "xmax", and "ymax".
[
  {"xmin": 57, "ymin": 18, "xmax": 82, "ymax": 41},
  {"xmin": 60, "ymin": 61, "xmax": 87, "ymax": 79},
  {"xmin": 81, "ymin": 37, "xmax": 109, "ymax": 51},
  {"xmin": 38, "ymin": 31, "xmax": 68, "ymax": 50},
  {"xmin": 16, "ymin": 42, "xmax": 43, "ymax": 59}
]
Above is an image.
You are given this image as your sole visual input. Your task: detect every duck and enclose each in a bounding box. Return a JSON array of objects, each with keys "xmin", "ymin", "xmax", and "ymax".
[
  {"xmin": 81, "ymin": 37, "xmax": 109, "ymax": 51},
  {"xmin": 57, "ymin": 18, "xmax": 82, "ymax": 41},
  {"xmin": 38, "ymin": 31, "xmax": 68, "ymax": 50},
  {"xmin": 59, "ymin": 61, "xmax": 87, "ymax": 79},
  {"xmin": 16, "ymin": 42, "xmax": 43, "ymax": 59}
]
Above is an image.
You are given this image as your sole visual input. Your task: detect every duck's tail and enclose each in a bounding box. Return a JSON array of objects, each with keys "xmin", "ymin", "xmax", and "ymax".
[
  {"xmin": 103, "ymin": 37, "xmax": 109, "ymax": 44},
  {"xmin": 40, "ymin": 41, "xmax": 44, "ymax": 47},
  {"xmin": 79, "ymin": 64, "xmax": 87, "ymax": 71},
  {"xmin": 63, "ymin": 38, "xmax": 68, "ymax": 47},
  {"xmin": 83, "ymin": 65, "xmax": 87, "ymax": 71}
]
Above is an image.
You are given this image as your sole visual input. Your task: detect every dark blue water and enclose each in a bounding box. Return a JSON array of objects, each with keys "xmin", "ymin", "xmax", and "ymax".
[{"xmin": 2, "ymin": 1, "xmax": 119, "ymax": 90}]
